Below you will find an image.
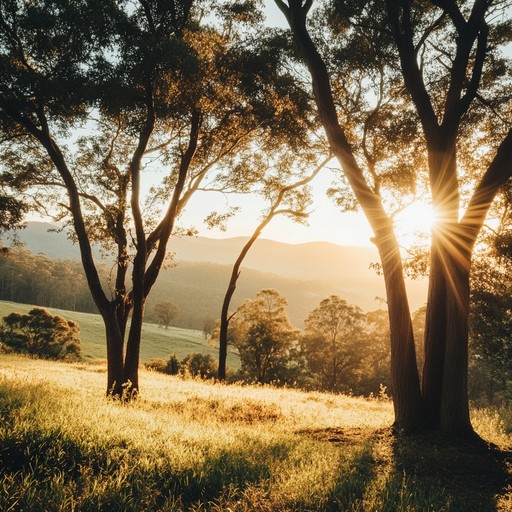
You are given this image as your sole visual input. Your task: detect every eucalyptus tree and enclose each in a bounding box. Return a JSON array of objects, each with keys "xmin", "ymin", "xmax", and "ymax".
[
  {"xmin": 0, "ymin": 0, "xmax": 309, "ymax": 396},
  {"xmin": 385, "ymin": 0, "xmax": 512, "ymax": 434},
  {"xmin": 216, "ymin": 150, "xmax": 331, "ymax": 380},
  {"xmin": 229, "ymin": 288, "xmax": 297, "ymax": 383},
  {"xmin": 469, "ymin": 188, "xmax": 512, "ymax": 403},
  {"xmin": 300, "ymin": 295, "xmax": 365, "ymax": 392},
  {"xmin": 273, "ymin": 0, "xmax": 425, "ymax": 430},
  {"xmin": 154, "ymin": 300, "xmax": 179, "ymax": 329},
  {"xmin": 274, "ymin": 0, "xmax": 512, "ymax": 435}
]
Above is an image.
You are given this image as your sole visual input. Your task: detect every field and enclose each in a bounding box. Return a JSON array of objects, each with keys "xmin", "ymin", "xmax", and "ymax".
[
  {"xmin": 0, "ymin": 300, "xmax": 239, "ymax": 368},
  {"xmin": 0, "ymin": 354, "xmax": 511, "ymax": 511}
]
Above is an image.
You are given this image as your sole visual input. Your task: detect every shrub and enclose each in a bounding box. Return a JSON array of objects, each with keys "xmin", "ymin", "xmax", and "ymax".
[
  {"xmin": 167, "ymin": 354, "xmax": 180, "ymax": 375},
  {"xmin": 144, "ymin": 358, "xmax": 169, "ymax": 374},
  {"xmin": 180, "ymin": 353, "xmax": 217, "ymax": 379},
  {"xmin": 144, "ymin": 355, "xmax": 182, "ymax": 375},
  {"xmin": 0, "ymin": 308, "xmax": 81, "ymax": 361}
]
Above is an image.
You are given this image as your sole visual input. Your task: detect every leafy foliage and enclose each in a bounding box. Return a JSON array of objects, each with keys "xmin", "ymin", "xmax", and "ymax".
[
  {"xmin": 0, "ymin": 307, "xmax": 80, "ymax": 360},
  {"xmin": 230, "ymin": 288, "xmax": 297, "ymax": 383},
  {"xmin": 469, "ymin": 229, "xmax": 512, "ymax": 403},
  {"xmin": 144, "ymin": 352, "xmax": 216, "ymax": 379},
  {"xmin": 180, "ymin": 352, "xmax": 217, "ymax": 379},
  {"xmin": 300, "ymin": 295, "xmax": 365, "ymax": 392}
]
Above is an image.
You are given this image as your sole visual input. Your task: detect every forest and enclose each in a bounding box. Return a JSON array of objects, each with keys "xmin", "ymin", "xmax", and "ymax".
[{"xmin": 1, "ymin": 0, "xmax": 512, "ymax": 505}]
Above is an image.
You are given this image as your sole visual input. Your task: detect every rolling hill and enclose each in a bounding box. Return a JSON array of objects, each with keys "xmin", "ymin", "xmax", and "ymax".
[
  {"xmin": 0, "ymin": 300, "xmax": 240, "ymax": 366},
  {"xmin": 0, "ymin": 355, "xmax": 510, "ymax": 511},
  {"xmin": 4, "ymin": 222, "xmax": 428, "ymax": 327}
]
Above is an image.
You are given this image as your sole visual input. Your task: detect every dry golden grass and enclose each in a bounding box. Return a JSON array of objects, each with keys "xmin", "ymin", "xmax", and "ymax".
[{"xmin": 0, "ymin": 354, "xmax": 510, "ymax": 511}]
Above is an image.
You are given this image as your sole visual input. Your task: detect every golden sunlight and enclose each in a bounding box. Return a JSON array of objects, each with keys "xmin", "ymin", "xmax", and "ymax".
[{"xmin": 395, "ymin": 201, "xmax": 437, "ymax": 248}]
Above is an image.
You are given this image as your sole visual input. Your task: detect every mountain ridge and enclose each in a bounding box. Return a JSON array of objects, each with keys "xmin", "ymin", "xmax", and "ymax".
[{"xmin": 4, "ymin": 222, "xmax": 427, "ymax": 318}]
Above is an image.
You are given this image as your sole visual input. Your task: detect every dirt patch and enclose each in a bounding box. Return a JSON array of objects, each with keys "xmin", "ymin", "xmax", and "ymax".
[{"xmin": 295, "ymin": 426, "xmax": 388, "ymax": 445}]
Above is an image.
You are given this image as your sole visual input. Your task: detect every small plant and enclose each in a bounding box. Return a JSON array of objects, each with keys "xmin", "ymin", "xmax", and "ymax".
[
  {"xmin": 180, "ymin": 353, "xmax": 217, "ymax": 379},
  {"xmin": 144, "ymin": 358, "xmax": 169, "ymax": 374},
  {"xmin": 0, "ymin": 308, "xmax": 81, "ymax": 361},
  {"xmin": 167, "ymin": 354, "xmax": 180, "ymax": 375}
]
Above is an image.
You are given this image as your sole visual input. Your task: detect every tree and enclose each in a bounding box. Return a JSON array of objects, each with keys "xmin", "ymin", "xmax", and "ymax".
[
  {"xmin": 300, "ymin": 296, "xmax": 364, "ymax": 392},
  {"xmin": 0, "ymin": 1, "xmax": 307, "ymax": 397},
  {"xmin": 274, "ymin": 0, "xmax": 512, "ymax": 435},
  {"xmin": 0, "ymin": 248, "xmax": 99, "ymax": 312},
  {"xmin": 231, "ymin": 288, "xmax": 297, "ymax": 383},
  {"xmin": 202, "ymin": 316, "xmax": 216, "ymax": 341},
  {"xmin": 357, "ymin": 309, "xmax": 392, "ymax": 395},
  {"xmin": 274, "ymin": 0, "xmax": 423, "ymax": 430},
  {"xmin": 154, "ymin": 301, "xmax": 179, "ymax": 329},
  {"xmin": 0, "ymin": 196, "xmax": 27, "ymax": 235},
  {"xmin": 1, "ymin": 307, "xmax": 81, "ymax": 360},
  {"xmin": 385, "ymin": 0, "xmax": 512, "ymax": 435},
  {"xmin": 217, "ymin": 153, "xmax": 331, "ymax": 380}
]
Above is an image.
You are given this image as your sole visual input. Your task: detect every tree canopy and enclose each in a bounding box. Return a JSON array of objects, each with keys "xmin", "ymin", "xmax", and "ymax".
[{"xmin": 1, "ymin": 307, "xmax": 81, "ymax": 360}]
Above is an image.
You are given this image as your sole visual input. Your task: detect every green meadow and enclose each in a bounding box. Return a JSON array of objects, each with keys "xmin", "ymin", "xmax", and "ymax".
[
  {"xmin": 0, "ymin": 354, "xmax": 511, "ymax": 511},
  {"xmin": 0, "ymin": 300, "xmax": 239, "ymax": 368}
]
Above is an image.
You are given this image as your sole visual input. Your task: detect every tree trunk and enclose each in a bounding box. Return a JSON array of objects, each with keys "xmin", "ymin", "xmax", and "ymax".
[
  {"xmin": 377, "ymin": 231, "xmax": 424, "ymax": 431},
  {"xmin": 439, "ymin": 246, "xmax": 472, "ymax": 435},
  {"xmin": 218, "ymin": 224, "xmax": 270, "ymax": 380},
  {"xmin": 422, "ymin": 236, "xmax": 448, "ymax": 429},
  {"xmin": 103, "ymin": 309, "xmax": 125, "ymax": 397},
  {"xmin": 218, "ymin": 285, "xmax": 234, "ymax": 381},
  {"xmin": 422, "ymin": 220, "xmax": 474, "ymax": 435},
  {"xmin": 124, "ymin": 302, "xmax": 144, "ymax": 395},
  {"xmin": 278, "ymin": 1, "xmax": 423, "ymax": 430},
  {"xmin": 124, "ymin": 254, "xmax": 146, "ymax": 395}
]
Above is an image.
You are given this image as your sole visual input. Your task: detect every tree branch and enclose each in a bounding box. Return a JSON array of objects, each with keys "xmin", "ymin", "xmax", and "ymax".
[{"xmin": 461, "ymin": 128, "xmax": 512, "ymax": 248}]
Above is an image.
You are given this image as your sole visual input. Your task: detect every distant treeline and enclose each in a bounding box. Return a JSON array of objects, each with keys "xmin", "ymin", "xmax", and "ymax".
[
  {"xmin": 0, "ymin": 248, "xmax": 335, "ymax": 329},
  {"xmin": 0, "ymin": 249, "xmax": 98, "ymax": 313}
]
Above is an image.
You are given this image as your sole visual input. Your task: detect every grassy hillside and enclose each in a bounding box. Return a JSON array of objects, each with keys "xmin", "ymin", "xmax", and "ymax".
[
  {"xmin": 0, "ymin": 355, "xmax": 510, "ymax": 511},
  {"xmin": 0, "ymin": 300, "xmax": 240, "ymax": 368}
]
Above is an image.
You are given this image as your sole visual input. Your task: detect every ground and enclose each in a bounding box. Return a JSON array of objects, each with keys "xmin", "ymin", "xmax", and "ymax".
[{"xmin": 0, "ymin": 354, "xmax": 510, "ymax": 511}]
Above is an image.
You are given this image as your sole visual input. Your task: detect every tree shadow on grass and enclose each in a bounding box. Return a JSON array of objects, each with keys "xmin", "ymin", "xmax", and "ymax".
[
  {"xmin": 389, "ymin": 430, "xmax": 512, "ymax": 512},
  {"xmin": 297, "ymin": 426, "xmax": 512, "ymax": 511}
]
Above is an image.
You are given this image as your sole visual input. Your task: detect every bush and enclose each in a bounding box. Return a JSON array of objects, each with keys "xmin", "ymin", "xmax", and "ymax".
[
  {"xmin": 144, "ymin": 358, "xmax": 169, "ymax": 374},
  {"xmin": 144, "ymin": 355, "xmax": 182, "ymax": 375},
  {"xmin": 167, "ymin": 354, "xmax": 180, "ymax": 375},
  {"xmin": 180, "ymin": 353, "xmax": 217, "ymax": 379},
  {"xmin": 143, "ymin": 353, "xmax": 217, "ymax": 378},
  {"xmin": 0, "ymin": 308, "xmax": 81, "ymax": 361}
]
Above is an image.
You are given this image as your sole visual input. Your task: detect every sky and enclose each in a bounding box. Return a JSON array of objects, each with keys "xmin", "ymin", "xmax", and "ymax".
[
  {"xmin": 181, "ymin": 0, "xmax": 511, "ymax": 249},
  {"xmin": 176, "ymin": 166, "xmax": 376, "ymax": 247},
  {"xmin": 178, "ymin": 0, "xmax": 376, "ymax": 248},
  {"xmin": 29, "ymin": 1, "xmax": 509, "ymax": 250}
]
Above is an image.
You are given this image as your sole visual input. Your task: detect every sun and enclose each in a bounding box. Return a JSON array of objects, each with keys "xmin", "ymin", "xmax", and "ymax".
[{"xmin": 395, "ymin": 201, "xmax": 437, "ymax": 248}]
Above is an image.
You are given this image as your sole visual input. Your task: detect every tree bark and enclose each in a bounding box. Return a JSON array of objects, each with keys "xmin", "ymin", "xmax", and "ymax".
[
  {"xmin": 218, "ymin": 282, "xmax": 236, "ymax": 381},
  {"xmin": 103, "ymin": 308, "xmax": 125, "ymax": 397},
  {"xmin": 218, "ymin": 229, "xmax": 264, "ymax": 380},
  {"xmin": 275, "ymin": 0, "xmax": 424, "ymax": 430},
  {"xmin": 422, "ymin": 238, "xmax": 447, "ymax": 429},
  {"xmin": 440, "ymin": 252, "xmax": 472, "ymax": 435},
  {"xmin": 377, "ymin": 227, "xmax": 424, "ymax": 430},
  {"xmin": 124, "ymin": 300, "xmax": 144, "ymax": 394}
]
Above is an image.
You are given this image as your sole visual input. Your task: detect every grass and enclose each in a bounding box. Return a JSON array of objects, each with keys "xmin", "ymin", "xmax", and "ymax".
[
  {"xmin": 0, "ymin": 354, "xmax": 511, "ymax": 511},
  {"xmin": 0, "ymin": 300, "xmax": 239, "ymax": 367}
]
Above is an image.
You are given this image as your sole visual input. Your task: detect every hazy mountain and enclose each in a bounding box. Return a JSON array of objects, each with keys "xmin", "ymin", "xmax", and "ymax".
[{"xmin": 5, "ymin": 222, "xmax": 427, "ymax": 321}]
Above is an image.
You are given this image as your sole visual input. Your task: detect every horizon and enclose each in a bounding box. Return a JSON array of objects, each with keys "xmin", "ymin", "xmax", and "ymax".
[{"xmin": 20, "ymin": 218, "xmax": 378, "ymax": 250}]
